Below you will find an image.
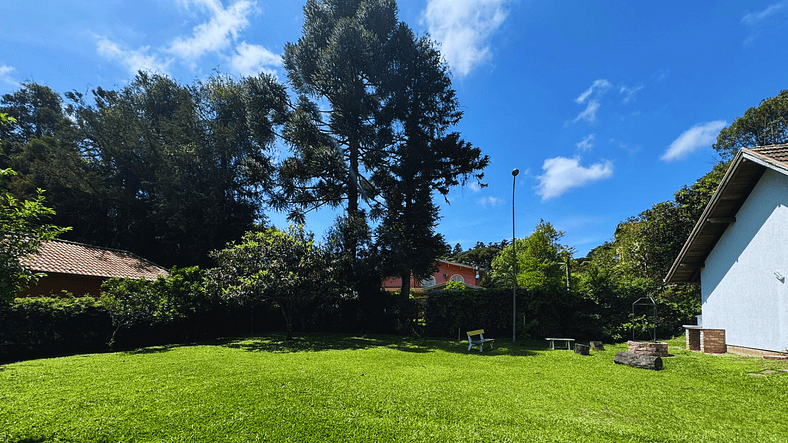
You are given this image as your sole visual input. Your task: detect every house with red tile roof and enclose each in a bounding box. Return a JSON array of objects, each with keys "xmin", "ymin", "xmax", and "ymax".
[
  {"xmin": 18, "ymin": 239, "xmax": 169, "ymax": 297},
  {"xmin": 382, "ymin": 259, "xmax": 483, "ymax": 295},
  {"xmin": 666, "ymin": 144, "xmax": 788, "ymax": 354}
]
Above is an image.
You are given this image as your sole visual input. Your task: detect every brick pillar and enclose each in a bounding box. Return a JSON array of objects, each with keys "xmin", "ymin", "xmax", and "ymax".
[
  {"xmin": 700, "ymin": 329, "xmax": 726, "ymax": 354},
  {"xmin": 686, "ymin": 328, "xmax": 701, "ymax": 351}
]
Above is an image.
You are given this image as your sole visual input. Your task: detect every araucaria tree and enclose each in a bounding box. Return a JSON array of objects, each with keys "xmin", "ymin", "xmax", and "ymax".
[
  {"xmin": 279, "ymin": 0, "xmax": 488, "ymax": 291},
  {"xmin": 376, "ymin": 25, "xmax": 488, "ymax": 295},
  {"xmin": 207, "ymin": 226, "xmax": 332, "ymax": 340},
  {"xmin": 279, "ymin": 0, "xmax": 398, "ymax": 245}
]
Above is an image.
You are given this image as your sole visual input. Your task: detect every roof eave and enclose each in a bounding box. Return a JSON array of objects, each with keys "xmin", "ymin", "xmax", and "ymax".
[{"xmin": 665, "ymin": 150, "xmax": 746, "ymax": 284}]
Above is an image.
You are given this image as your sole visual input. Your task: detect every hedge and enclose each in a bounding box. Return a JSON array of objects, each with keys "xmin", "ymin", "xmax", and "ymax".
[
  {"xmin": 424, "ymin": 288, "xmax": 600, "ymax": 341},
  {"xmin": 0, "ymin": 296, "xmax": 113, "ymax": 363}
]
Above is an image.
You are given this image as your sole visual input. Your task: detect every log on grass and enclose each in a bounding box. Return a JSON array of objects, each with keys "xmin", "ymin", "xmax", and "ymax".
[
  {"xmin": 574, "ymin": 343, "xmax": 590, "ymax": 355},
  {"xmin": 614, "ymin": 352, "xmax": 663, "ymax": 370},
  {"xmin": 590, "ymin": 341, "xmax": 605, "ymax": 351}
]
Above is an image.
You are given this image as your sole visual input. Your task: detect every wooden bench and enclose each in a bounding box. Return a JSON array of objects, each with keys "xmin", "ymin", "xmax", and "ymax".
[
  {"xmin": 545, "ymin": 337, "xmax": 575, "ymax": 350},
  {"xmin": 467, "ymin": 329, "xmax": 494, "ymax": 352}
]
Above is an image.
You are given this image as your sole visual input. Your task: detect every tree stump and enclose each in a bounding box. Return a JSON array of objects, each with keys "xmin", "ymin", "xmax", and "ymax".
[
  {"xmin": 590, "ymin": 341, "xmax": 605, "ymax": 351},
  {"xmin": 614, "ymin": 352, "xmax": 663, "ymax": 370},
  {"xmin": 574, "ymin": 343, "xmax": 590, "ymax": 355}
]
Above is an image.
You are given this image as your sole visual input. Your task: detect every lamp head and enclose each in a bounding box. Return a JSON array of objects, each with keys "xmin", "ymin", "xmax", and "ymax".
[{"xmin": 512, "ymin": 168, "xmax": 519, "ymax": 177}]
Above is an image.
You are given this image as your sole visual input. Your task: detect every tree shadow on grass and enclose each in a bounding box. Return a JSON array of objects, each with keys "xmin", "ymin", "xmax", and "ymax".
[
  {"xmin": 217, "ymin": 334, "xmax": 395, "ymax": 353},
  {"xmin": 123, "ymin": 344, "xmax": 178, "ymax": 355},
  {"xmin": 214, "ymin": 333, "xmax": 540, "ymax": 357}
]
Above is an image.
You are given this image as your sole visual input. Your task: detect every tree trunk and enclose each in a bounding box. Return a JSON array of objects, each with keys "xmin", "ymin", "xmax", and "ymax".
[
  {"xmin": 279, "ymin": 303, "xmax": 293, "ymax": 341},
  {"xmin": 400, "ymin": 272, "xmax": 411, "ymax": 297},
  {"xmin": 614, "ymin": 352, "xmax": 663, "ymax": 370}
]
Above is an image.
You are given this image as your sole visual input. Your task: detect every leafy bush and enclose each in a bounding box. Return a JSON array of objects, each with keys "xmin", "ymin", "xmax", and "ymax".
[
  {"xmin": 101, "ymin": 266, "xmax": 210, "ymax": 348},
  {"xmin": 0, "ymin": 296, "xmax": 112, "ymax": 363},
  {"xmin": 206, "ymin": 227, "xmax": 338, "ymax": 340},
  {"xmin": 424, "ymin": 288, "xmax": 594, "ymax": 340}
]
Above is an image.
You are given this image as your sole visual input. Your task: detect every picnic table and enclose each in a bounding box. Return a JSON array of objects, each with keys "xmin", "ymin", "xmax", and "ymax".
[{"xmin": 545, "ymin": 337, "xmax": 575, "ymax": 350}]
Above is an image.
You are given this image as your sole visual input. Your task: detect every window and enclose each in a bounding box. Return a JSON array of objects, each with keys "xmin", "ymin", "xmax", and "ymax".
[
  {"xmin": 450, "ymin": 275, "xmax": 464, "ymax": 283},
  {"xmin": 421, "ymin": 276, "xmax": 436, "ymax": 287}
]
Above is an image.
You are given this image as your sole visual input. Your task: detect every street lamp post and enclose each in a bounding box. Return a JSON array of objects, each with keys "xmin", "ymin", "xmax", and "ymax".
[{"xmin": 512, "ymin": 168, "xmax": 519, "ymax": 342}]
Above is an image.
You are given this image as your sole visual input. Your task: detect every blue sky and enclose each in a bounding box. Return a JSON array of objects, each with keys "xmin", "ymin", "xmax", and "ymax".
[{"xmin": 2, "ymin": 0, "xmax": 787, "ymax": 257}]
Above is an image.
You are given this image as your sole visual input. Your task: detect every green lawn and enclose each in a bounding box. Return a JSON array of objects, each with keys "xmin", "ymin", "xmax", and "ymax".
[{"xmin": 1, "ymin": 334, "xmax": 787, "ymax": 443}]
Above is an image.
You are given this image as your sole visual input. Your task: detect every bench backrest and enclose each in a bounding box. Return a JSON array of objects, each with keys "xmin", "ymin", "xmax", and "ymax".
[{"xmin": 466, "ymin": 329, "xmax": 485, "ymax": 340}]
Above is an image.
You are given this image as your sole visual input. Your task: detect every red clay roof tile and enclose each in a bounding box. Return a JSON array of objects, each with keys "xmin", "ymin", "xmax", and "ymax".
[{"xmin": 21, "ymin": 239, "xmax": 168, "ymax": 281}]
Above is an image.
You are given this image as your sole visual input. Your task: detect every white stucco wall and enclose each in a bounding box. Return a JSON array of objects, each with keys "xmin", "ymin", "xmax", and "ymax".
[{"xmin": 700, "ymin": 168, "xmax": 788, "ymax": 352}]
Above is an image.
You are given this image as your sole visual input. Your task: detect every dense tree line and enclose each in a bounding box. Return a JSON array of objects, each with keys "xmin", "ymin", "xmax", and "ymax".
[
  {"xmin": 0, "ymin": 74, "xmax": 286, "ymax": 268},
  {"xmin": 1, "ymin": 0, "xmax": 487, "ymax": 279}
]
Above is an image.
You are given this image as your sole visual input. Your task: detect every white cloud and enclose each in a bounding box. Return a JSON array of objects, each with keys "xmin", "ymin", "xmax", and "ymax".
[
  {"xmin": 572, "ymin": 79, "xmax": 611, "ymax": 124},
  {"xmin": 96, "ymin": 36, "xmax": 172, "ymax": 76},
  {"xmin": 661, "ymin": 120, "xmax": 727, "ymax": 162},
  {"xmin": 576, "ymin": 79, "xmax": 611, "ymax": 104},
  {"xmin": 466, "ymin": 181, "xmax": 482, "ymax": 193},
  {"xmin": 169, "ymin": 0, "xmax": 256, "ymax": 61},
  {"xmin": 742, "ymin": 3, "xmax": 784, "ymax": 26},
  {"xmin": 478, "ymin": 196, "xmax": 503, "ymax": 208},
  {"xmin": 0, "ymin": 65, "xmax": 19, "ymax": 87},
  {"xmin": 536, "ymin": 157, "xmax": 614, "ymax": 201},
  {"xmin": 619, "ymin": 85, "xmax": 643, "ymax": 104},
  {"xmin": 94, "ymin": 0, "xmax": 281, "ymax": 79},
  {"xmin": 652, "ymin": 69, "xmax": 670, "ymax": 82},
  {"xmin": 742, "ymin": 3, "xmax": 787, "ymax": 44},
  {"xmin": 576, "ymin": 134, "xmax": 595, "ymax": 152},
  {"xmin": 422, "ymin": 0, "xmax": 509, "ymax": 77},
  {"xmin": 230, "ymin": 41, "xmax": 280, "ymax": 77}
]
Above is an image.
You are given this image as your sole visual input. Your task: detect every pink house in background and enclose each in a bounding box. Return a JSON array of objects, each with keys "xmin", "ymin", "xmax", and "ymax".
[{"xmin": 382, "ymin": 259, "xmax": 483, "ymax": 294}]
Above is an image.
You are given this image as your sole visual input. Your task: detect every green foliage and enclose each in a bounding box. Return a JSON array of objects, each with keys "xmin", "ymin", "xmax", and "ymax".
[
  {"xmin": 63, "ymin": 73, "xmax": 286, "ymax": 267},
  {"xmin": 207, "ymin": 226, "xmax": 335, "ymax": 340},
  {"xmin": 442, "ymin": 280, "xmax": 465, "ymax": 291},
  {"xmin": 714, "ymin": 89, "xmax": 788, "ymax": 161},
  {"xmin": 101, "ymin": 277, "xmax": 168, "ymax": 348},
  {"xmin": 0, "ymin": 296, "xmax": 112, "ymax": 362},
  {"xmin": 100, "ymin": 266, "xmax": 207, "ymax": 347},
  {"xmin": 488, "ymin": 220, "xmax": 570, "ymax": 292},
  {"xmin": 0, "ymin": 112, "xmax": 15, "ymax": 131},
  {"xmin": 447, "ymin": 240, "xmax": 505, "ymax": 271},
  {"xmin": 425, "ymin": 287, "xmax": 592, "ymax": 340},
  {"xmin": 1, "ymin": 75, "xmax": 288, "ymax": 268},
  {"xmin": 0, "ymin": 169, "xmax": 69, "ymax": 302},
  {"xmin": 575, "ymin": 243, "xmax": 700, "ymax": 341},
  {"xmin": 375, "ymin": 26, "xmax": 488, "ymax": 296}
]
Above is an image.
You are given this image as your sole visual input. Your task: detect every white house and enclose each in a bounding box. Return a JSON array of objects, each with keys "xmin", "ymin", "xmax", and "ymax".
[{"xmin": 666, "ymin": 144, "xmax": 788, "ymax": 354}]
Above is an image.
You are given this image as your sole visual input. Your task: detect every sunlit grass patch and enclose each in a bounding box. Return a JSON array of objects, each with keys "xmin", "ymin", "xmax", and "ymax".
[{"xmin": 1, "ymin": 334, "xmax": 787, "ymax": 442}]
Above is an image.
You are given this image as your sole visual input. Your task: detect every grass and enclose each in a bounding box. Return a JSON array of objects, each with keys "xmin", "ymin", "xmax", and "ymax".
[{"xmin": 1, "ymin": 334, "xmax": 788, "ymax": 442}]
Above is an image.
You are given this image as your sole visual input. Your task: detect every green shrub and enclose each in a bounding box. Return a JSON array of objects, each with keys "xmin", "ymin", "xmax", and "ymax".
[
  {"xmin": 424, "ymin": 287, "xmax": 598, "ymax": 340},
  {"xmin": 0, "ymin": 296, "xmax": 112, "ymax": 363}
]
